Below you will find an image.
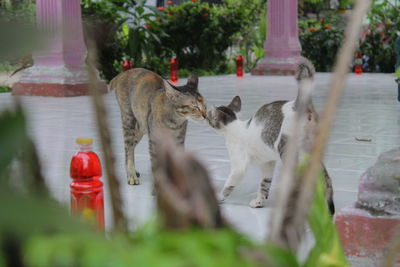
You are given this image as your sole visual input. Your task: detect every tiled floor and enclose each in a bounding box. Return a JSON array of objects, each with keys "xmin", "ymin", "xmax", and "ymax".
[{"xmin": 1, "ymin": 72, "xmax": 399, "ymax": 242}]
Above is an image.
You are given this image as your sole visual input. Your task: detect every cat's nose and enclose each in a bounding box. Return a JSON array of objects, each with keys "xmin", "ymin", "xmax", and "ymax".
[{"xmin": 199, "ymin": 107, "xmax": 207, "ymax": 119}]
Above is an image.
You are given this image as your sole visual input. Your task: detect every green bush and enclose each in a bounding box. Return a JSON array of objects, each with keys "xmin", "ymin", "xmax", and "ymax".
[
  {"xmin": 120, "ymin": 0, "xmax": 166, "ymax": 71},
  {"xmin": 147, "ymin": 1, "xmax": 247, "ymax": 75},
  {"xmin": 0, "ymin": 86, "xmax": 11, "ymax": 93},
  {"xmin": 396, "ymin": 67, "xmax": 400, "ymax": 79},
  {"xmin": 299, "ymin": 0, "xmax": 330, "ymax": 19},
  {"xmin": 359, "ymin": 1, "xmax": 400, "ymax": 73},
  {"xmin": 80, "ymin": 0, "xmax": 260, "ymax": 77},
  {"xmin": 81, "ymin": 0, "xmax": 125, "ymax": 81},
  {"xmin": 227, "ymin": 0, "xmax": 267, "ymax": 72},
  {"xmin": 299, "ymin": 18, "xmax": 344, "ymax": 72}
]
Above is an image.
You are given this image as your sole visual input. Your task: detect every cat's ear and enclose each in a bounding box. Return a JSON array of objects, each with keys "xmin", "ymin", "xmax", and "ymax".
[
  {"xmin": 164, "ymin": 80, "xmax": 183, "ymax": 100},
  {"xmin": 227, "ymin": 96, "xmax": 241, "ymax": 113},
  {"xmin": 186, "ymin": 73, "xmax": 198, "ymax": 90}
]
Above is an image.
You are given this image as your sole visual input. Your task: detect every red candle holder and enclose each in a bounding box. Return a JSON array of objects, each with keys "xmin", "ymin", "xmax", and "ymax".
[
  {"xmin": 70, "ymin": 138, "xmax": 104, "ymax": 230},
  {"xmin": 236, "ymin": 55, "xmax": 243, "ymax": 78},
  {"xmin": 170, "ymin": 56, "xmax": 178, "ymax": 83}
]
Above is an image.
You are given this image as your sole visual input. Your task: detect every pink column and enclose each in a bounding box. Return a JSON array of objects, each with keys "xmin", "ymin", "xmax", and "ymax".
[
  {"xmin": 251, "ymin": 0, "xmax": 306, "ymax": 75},
  {"xmin": 12, "ymin": 0, "xmax": 107, "ymax": 97}
]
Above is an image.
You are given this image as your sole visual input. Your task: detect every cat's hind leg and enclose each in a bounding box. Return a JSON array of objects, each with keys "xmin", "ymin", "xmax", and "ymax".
[
  {"xmin": 250, "ymin": 161, "xmax": 275, "ymax": 208},
  {"xmin": 121, "ymin": 111, "xmax": 144, "ymax": 185}
]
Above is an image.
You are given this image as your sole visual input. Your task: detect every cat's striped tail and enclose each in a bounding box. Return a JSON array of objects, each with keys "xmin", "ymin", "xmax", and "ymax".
[{"xmin": 294, "ymin": 60, "xmax": 315, "ymax": 111}]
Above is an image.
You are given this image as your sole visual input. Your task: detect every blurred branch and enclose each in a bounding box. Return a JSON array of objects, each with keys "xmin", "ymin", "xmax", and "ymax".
[
  {"xmin": 297, "ymin": 0, "xmax": 370, "ymax": 236},
  {"xmin": 0, "ymin": 101, "xmax": 49, "ymax": 198},
  {"xmin": 21, "ymin": 138, "xmax": 49, "ymax": 197},
  {"xmin": 86, "ymin": 39, "xmax": 127, "ymax": 233},
  {"xmin": 153, "ymin": 134, "xmax": 225, "ymax": 230}
]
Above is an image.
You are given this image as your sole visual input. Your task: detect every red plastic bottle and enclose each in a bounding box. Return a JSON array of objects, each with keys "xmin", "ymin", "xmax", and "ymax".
[
  {"xmin": 236, "ymin": 55, "xmax": 243, "ymax": 78},
  {"xmin": 170, "ymin": 56, "xmax": 178, "ymax": 83},
  {"xmin": 354, "ymin": 52, "xmax": 363, "ymax": 75},
  {"xmin": 70, "ymin": 138, "xmax": 104, "ymax": 230}
]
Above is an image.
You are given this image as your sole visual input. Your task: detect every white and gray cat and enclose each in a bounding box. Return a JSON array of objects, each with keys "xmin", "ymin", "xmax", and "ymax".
[{"xmin": 207, "ymin": 62, "xmax": 334, "ymax": 214}]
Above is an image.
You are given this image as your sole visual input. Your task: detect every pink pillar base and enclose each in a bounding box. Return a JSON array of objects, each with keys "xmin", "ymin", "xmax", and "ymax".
[
  {"xmin": 251, "ymin": 55, "xmax": 307, "ymax": 76},
  {"xmin": 12, "ymin": 81, "xmax": 108, "ymax": 97},
  {"xmin": 16, "ymin": 0, "xmax": 108, "ymax": 97},
  {"xmin": 335, "ymin": 205, "xmax": 400, "ymax": 266},
  {"xmin": 12, "ymin": 65, "xmax": 108, "ymax": 97},
  {"xmin": 251, "ymin": 0, "xmax": 305, "ymax": 76}
]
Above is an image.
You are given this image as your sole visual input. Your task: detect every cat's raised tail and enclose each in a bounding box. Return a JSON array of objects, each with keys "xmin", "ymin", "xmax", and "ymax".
[{"xmin": 294, "ymin": 60, "xmax": 316, "ymax": 111}]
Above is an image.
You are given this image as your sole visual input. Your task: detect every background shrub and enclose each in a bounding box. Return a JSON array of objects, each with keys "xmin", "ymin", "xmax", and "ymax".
[
  {"xmin": 81, "ymin": 0, "xmax": 125, "ymax": 81},
  {"xmin": 227, "ymin": 0, "xmax": 266, "ymax": 72},
  {"xmin": 147, "ymin": 1, "xmax": 247, "ymax": 74},
  {"xmin": 299, "ymin": 18, "xmax": 344, "ymax": 72},
  {"xmin": 359, "ymin": 1, "xmax": 400, "ymax": 73}
]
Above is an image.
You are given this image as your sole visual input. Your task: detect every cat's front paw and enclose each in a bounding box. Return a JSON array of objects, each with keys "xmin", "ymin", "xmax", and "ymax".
[
  {"xmin": 128, "ymin": 176, "xmax": 140, "ymax": 185},
  {"xmin": 249, "ymin": 198, "xmax": 266, "ymax": 208}
]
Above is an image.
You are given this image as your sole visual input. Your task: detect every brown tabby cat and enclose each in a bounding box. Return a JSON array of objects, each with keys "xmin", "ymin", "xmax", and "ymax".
[{"xmin": 110, "ymin": 68, "xmax": 207, "ymax": 185}]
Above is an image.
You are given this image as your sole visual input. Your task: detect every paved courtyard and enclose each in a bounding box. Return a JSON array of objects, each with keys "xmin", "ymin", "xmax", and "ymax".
[{"xmin": 1, "ymin": 72, "xmax": 399, "ymax": 242}]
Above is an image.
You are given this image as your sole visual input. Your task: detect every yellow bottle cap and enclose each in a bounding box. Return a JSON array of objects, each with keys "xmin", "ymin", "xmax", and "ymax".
[{"xmin": 76, "ymin": 138, "xmax": 93, "ymax": 145}]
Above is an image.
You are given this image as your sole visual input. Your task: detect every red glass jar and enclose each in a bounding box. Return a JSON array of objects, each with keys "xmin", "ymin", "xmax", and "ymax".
[{"xmin": 70, "ymin": 138, "xmax": 104, "ymax": 230}]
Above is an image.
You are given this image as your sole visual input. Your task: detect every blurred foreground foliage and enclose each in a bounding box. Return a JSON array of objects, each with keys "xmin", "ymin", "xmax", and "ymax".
[
  {"xmin": 0, "ymin": 86, "xmax": 11, "ymax": 93},
  {"xmin": 359, "ymin": 0, "xmax": 400, "ymax": 73},
  {"xmin": 0, "ymin": 0, "xmax": 39, "ymax": 65},
  {"xmin": 305, "ymin": 172, "xmax": 348, "ymax": 267},
  {"xmin": 24, "ymin": 225, "xmax": 299, "ymax": 267},
  {"xmin": 0, "ymin": 104, "xmax": 346, "ymax": 266}
]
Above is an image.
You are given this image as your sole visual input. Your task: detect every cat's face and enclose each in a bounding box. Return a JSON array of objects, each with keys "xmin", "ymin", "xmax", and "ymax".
[
  {"xmin": 165, "ymin": 74, "xmax": 207, "ymax": 121},
  {"xmin": 207, "ymin": 96, "xmax": 241, "ymax": 130}
]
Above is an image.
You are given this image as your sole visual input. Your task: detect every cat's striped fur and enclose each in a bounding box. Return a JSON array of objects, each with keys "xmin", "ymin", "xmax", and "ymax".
[
  {"xmin": 111, "ymin": 68, "xmax": 207, "ymax": 185},
  {"xmin": 207, "ymin": 62, "xmax": 334, "ymax": 214}
]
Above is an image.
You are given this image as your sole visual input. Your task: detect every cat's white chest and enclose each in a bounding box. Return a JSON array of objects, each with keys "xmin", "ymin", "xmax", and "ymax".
[
  {"xmin": 224, "ymin": 120, "xmax": 277, "ymax": 166},
  {"xmin": 246, "ymin": 123, "xmax": 277, "ymax": 164}
]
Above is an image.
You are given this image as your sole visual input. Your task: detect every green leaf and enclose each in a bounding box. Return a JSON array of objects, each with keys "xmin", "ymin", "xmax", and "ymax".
[
  {"xmin": 122, "ymin": 22, "xmax": 130, "ymax": 38},
  {"xmin": 264, "ymin": 244, "xmax": 300, "ymax": 267},
  {"xmin": 303, "ymin": 171, "xmax": 349, "ymax": 267},
  {"xmin": 395, "ymin": 67, "xmax": 400, "ymax": 78},
  {"xmin": 136, "ymin": 6, "xmax": 144, "ymax": 15}
]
